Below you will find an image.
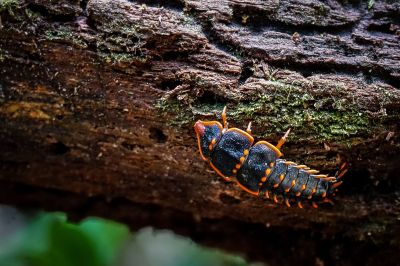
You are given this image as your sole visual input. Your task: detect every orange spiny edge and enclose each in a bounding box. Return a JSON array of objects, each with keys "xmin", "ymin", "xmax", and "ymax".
[
  {"xmin": 331, "ymin": 181, "xmax": 343, "ymax": 189},
  {"xmin": 296, "ymin": 165, "xmax": 308, "ymax": 169},
  {"xmin": 265, "ymin": 191, "xmax": 270, "ymax": 199},
  {"xmin": 255, "ymin": 141, "xmax": 283, "ymax": 157},
  {"xmin": 273, "ymin": 195, "xmax": 278, "ymax": 203},
  {"xmin": 236, "ymin": 181, "xmax": 259, "ymax": 196},
  {"xmin": 210, "ymin": 162, "xmax": 232, "ymax": 182},
  {"xmin": 195, "ymin": 121, "xmax": 223, "ymax": 161},
  {"xmin": 323, "ymin": 198, "xmax": 334, "ymax": 205},
  {"xmin": 284, "ymin": 198, "xmax": 291, "ymax": 208},
  {"xmin": 312, "ymin": 202, "xmax": 319, "ymax": 209},
  {"xmin": 297, "ymin": 201, "xmax": 304, "ymax": 209},
  {"xmin": 227, "ymin": 128, "xmax": 254, "ymax": 144}
]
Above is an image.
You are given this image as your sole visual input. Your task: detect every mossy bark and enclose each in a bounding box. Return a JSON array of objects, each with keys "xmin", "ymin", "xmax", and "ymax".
[{"xmin": 1, "ymin": 0, "xmax": 400, "ymax": 264}]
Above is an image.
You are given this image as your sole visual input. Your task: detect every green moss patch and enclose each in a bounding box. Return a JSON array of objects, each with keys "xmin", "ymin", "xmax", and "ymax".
[{"xmin": 156, "ymin": 80, "xmax": 377, "ymax": 143}]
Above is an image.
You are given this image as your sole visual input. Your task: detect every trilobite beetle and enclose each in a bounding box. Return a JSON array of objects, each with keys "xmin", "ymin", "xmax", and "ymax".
[{"xmin": 194, "ymin": 106, "xmax": 347, "ymax": 208}]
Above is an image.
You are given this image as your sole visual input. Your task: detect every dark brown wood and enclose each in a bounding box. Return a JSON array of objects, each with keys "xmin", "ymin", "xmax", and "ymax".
[{"xmin": 1, "ymin": 0, "xmax": 400, "ymax": 264}]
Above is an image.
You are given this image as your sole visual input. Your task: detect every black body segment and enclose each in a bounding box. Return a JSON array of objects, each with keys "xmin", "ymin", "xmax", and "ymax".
[
  {"xmin": 279, "ymin": 164, "xmax": 299, "ymax": 193},
  {"xmin": 288, "ymin": 169, "xmax": 310, "ymax": 197},
  {"xmin": 263, "ymin": 159, "xmax": 287, "ymax": 189},
  {"xmin": 302, "ymin": 175, "xmax": 319, "ymax": 199},
  {"xmin": 197, "ymin": 122, "xmax": 222, "ymax": 159},
  {"xmin": 211, "ymin": 129, "xmax": 253, "ymax": 177},
  {"xmin": 236, "ymin": 142, "xmax": 279, "ymax": 192},
  {"xmin": 315, "ymin": 179, "xmax": 329, "ymax": 198}
]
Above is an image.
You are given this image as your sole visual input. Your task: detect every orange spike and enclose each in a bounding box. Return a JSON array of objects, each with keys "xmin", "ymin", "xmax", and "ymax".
[
  {"xmin": 337, "ymin": 169, "xmax": 348, "ymax": 179},
  {"xmin": 322, "ymin": 191, "xmax": 327, "ymax": 198},
  {"xmin": 312, "ymin": 202, "xmax": 318, "ymax": 209},
  {"xmin": 273, "ymin": 195, "xmax": 278, "ymax": 203},
  {"xmin": 240, "ymin": 157, "xmax": 245, "ymax": 163},
  {"xmin": 273, "ymin": 183, "xmax": 279, "ymax": 188},
  {"xmin": 270, "ymin": 162, "xmax": 275, "ymax": 167},
  {"xmin": 308, "ymin": 169, "xmax": 319, "ymax": 174},
  {"xmin": 279, "ymin": 174, "xmax": 285, "ymax": 182},
  {"xmin": 232, "ymin": 169, "xmax": 237, "ymax": 174},
  {"xmin": 235, "ymin": 164, "xmax": 241, "ymax": 169},
  {"xmin": 311, "ymin": 188, "xmax": 316, "ymax": 195},
  {"xmin": 265, "ymin": 168, "xmax": 271, "ymax": 175},
  {"xmin": 285, "ymin": 198, "xmax": 291, "ymax": 208},
  {"xmin": 314, "ymin": 175, "xmax": 328, "ymax": 179},
  {"xmin": 297, "ymin": 201, "xmax": 303, "ymax": 209},
  {"xmin": 243, "ymin": 149, "xmax": 249, "ymax": 156},
  {"xmin": 296, "ymin": 191, "xmax": 301, "ymax": 197},
  {"xmin": 285, "ymin": 187, "xmax": 291, "ymax": 192},
  {"xmin": 291, "ymin": 180, "xmax": 296, "ymax": 186},
  {"xmin": 323, "ymin": 198, "xmax": 334, "ymax": 205},
  {"xmin": 332, "ymin": 181, "xmax": 343, "ymax": 189},
  {"xmin": 261, "ymin": 177, "xmax": 267, "ymax": 182},
  {"xmin": 265, "ymin": 191, "xmax": 270, "ymax": 199},
  {"xmin": 301, "ymin": 184, "xmax": 306, "ymax": 190}
]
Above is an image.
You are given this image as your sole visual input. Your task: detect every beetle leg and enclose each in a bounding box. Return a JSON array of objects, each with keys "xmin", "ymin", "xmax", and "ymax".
[
  {"xmin": 222, "ymin": 106, "xmax": 228, "ymax": 129},
  {"xmin": 276, "ymin": 128, "xmax": 291, "ymax": 149}
]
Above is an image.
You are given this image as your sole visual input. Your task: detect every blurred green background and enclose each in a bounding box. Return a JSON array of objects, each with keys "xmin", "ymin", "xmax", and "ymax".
[{"xmin": 0, "ymin": 205, "xmax": 259, "ymax": 266}]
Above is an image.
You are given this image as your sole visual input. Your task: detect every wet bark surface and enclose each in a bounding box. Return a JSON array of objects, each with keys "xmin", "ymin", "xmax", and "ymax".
[{"xmin": 1, "ymin": 0, "xmax": 400, "ymax": 265}]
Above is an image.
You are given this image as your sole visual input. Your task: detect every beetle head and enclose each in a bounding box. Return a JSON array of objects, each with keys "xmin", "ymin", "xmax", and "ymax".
[{"xmin": 194, "ymin": 120, "xmax": 223, "ymax": 160}]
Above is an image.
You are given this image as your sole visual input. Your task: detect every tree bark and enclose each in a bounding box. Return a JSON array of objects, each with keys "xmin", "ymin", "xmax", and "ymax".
[{"xmin": 1, "ymin": 0, "xmax": 400, "ymax": 264}]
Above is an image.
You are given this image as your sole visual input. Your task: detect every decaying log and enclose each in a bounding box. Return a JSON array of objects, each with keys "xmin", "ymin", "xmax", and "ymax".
[{"xmin": 1, "ymin": 0, "xmax": 400, "ymax": 264}]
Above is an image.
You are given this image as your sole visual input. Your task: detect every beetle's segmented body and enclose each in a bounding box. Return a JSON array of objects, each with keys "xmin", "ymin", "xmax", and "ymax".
[{"xmin": 194, "ymin": 107, "xmax": 347, "ymax": 208}]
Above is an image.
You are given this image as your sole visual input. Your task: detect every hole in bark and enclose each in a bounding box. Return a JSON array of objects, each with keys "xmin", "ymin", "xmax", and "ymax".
[
  {"xmin": 149, "ymin": 127, "xmax": 168, "ymax": 143},
  {"xmin": 159, "ymin": 79, "xmax": 182, "ymax": 91},
  {"xmin": 133, "ymin": 0, "xmax": 184, "ymax": 11},
  {"xmin": 197, "ymin": 91, "xmax": 226, "ymax": 105},
  {"xmin": 239, "ymin": 61, "xmax": 254, "ymax": 84},
  {"xmin": 367, "ymin": 23, "xmax": 397, "ymax": 34},
  {"xmin": 219, "ymin": 193, "xmax": 241, "ymax": 205},
  {"xmin": 27, "ymin": 3, "xmax": 77, "ymax": 22},
  {"xmin": 49, "ymin": 141, "xmax": 70, "ymax": 155}
]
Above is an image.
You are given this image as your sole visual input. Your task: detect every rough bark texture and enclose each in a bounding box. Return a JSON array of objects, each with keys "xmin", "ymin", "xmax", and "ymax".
[{"xmin": 1, "ymin": 0, "xmax": 400, "ymax": 264}]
